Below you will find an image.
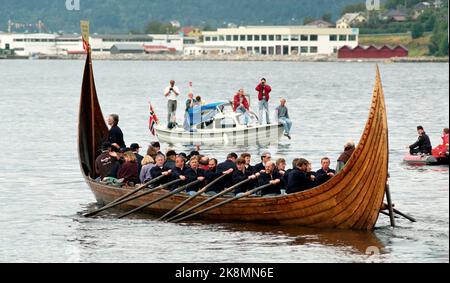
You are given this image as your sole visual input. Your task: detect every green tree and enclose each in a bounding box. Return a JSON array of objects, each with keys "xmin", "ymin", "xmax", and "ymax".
[
  {"xmin": 411, "ymin": 22, "xmax": 424, "ymax": 38},
  {"xmin": 341, "ymin": 3, "xmax": 366, "ymax": 16},
  {"xmin": 303, "ymin": 16, "xmax": 315, "ymax": 25},
  {"xmin": 144, "ymin": 21, "xmax": 178, "ymax": 34},
  {"xmin": 322, "ymin": 12, "xmax": 332, "ymax": 23}
]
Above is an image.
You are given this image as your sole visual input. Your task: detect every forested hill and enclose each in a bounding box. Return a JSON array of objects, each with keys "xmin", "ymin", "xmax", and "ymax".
[{"xmin": 0, "ymin": 0, "xmax": 362, "ymax": 33}]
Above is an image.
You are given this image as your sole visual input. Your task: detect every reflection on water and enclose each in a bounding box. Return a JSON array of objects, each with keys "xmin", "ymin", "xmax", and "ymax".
[{"xmin": 0, "ymin": 60, "xmax": 448, "ymax": 262}]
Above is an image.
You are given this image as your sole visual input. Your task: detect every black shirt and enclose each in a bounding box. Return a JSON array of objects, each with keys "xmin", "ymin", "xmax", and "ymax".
[
  {"xmin": 410, "ymin": 133, "xmax": 433, "ymax": 154},
  {"xmin": 287, "ymin": 168, "xmax": 313, "ymax": 194},
  {"xmin": 258, "ymin": 170, "xmax": 283, "ymax": 196},
  {"xmin": 316, "ymin": 168, "xmax": 336, "ymax": 186},
  {"xmin": 232, "ymin": 169, "xmax": 255, "ymax": 195},
  {"xmin": 108, "ymin": 125, "xmax": 126, "ymax": 149},
  {"xmin": 150, "ymin": 166, "xmax": 171, "ymax": 187},
  {"xmin": 210, "ymin": 160, "xmax": 237, "ymax": 193}
]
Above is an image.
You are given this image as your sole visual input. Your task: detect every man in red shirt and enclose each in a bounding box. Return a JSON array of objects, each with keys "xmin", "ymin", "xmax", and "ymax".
[
  {"xmin": 255, "ymin": 78, "xmax": 272, "ymax": 125},
  {"xmin": 233, "ymin": 89, "xmax": 250, "ymax": 126}
]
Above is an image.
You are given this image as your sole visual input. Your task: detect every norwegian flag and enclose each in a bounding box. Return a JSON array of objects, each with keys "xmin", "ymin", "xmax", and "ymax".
[{"xmin": 149, "ymin": 103, "xmax": 159, "ymax": 136}]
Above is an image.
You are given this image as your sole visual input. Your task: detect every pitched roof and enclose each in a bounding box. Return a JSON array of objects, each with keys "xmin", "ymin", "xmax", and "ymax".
[{"xmin": 305, "ymin": 19, "xmax": 333, "ymax": 27}]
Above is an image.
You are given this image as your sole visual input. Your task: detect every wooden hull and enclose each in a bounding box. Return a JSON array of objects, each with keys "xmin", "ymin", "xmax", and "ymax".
[
  {"xmin": 156, "ymin": 124, "xmax": 284, "ymax": 145},
  {"xmin": 79, "ymin": 51, "xmax": 389, "ymax": 230}
]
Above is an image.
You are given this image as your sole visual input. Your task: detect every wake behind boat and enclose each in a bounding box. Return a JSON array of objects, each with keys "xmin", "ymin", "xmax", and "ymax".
[{"xmin": 155, "ymin": 102, "xmax": 284, "ymax": 145}]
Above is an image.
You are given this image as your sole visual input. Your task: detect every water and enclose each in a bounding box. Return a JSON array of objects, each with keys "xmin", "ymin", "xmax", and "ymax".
[{"xmin": 0, "ymin": 59, "xmax": 448, "ymax": 263}]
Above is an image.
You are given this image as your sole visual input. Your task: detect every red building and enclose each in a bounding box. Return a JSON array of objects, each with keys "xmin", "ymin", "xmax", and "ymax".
[{"xmin": 338, "ymin": 45, "xmax": 409, "ymax": 59}]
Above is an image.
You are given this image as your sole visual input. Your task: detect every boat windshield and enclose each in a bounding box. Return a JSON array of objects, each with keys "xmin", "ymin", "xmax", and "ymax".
[{"xmin": 187, "ymin": 102, "xmax": 229, "ymax": 126}]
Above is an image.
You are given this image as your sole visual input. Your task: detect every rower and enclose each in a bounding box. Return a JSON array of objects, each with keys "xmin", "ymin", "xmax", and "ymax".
[
  {"xmin": 232, "ymin": 158, "xmax": 258, "ymax": 196},
  {"xmin": 240, "ymin": 153, "xmax": 254, "ymax": 173},
  {"xmin": 287, "ymin": 159, "xmax": 314, "ymax": 194},
  {"xmin": 409, "ymin": 126, "xmax": 433, "ymax": 155},
  {"xmin": 207, "ymin": 153, "xmax": 237, "ymax": 195},
  {"xmin": 257, "ymin": 161, "xmax": 282, "ymax": 197},
  {"xmin": 184, "ymin": 156, "xmax": 207, "ymax": 196},
  {"xmin": 254, "ymin": 151, "xmax": 271, "ymax": 173},
  {"xmin": 150, "ymin": 154, "xmax": 172, "ymax": 187},
  {"xmin": 315, "ymin": 157, "xmax": 336, "ymax": 186}
]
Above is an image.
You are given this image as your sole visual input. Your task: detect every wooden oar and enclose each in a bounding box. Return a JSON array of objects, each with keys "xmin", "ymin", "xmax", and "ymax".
[
  {"xmin": 84, "ymin": 179, "xmax": 180, "ymax": 217},
  {"xmin": 158, "ymin": 174, "xmax": 228, "ymax": 221},
  {"xmin": 118, "ymin": 180, "xmax": 202, "ymax": 219},
  {"xmin": 84, "ymin": 174, "xmax": 168, "ymax": 217},
  {"xmin": 167, "ymin": 178, "xmax": 252, "ymax": 222},
  {"xmin": 172, "ymin": 183, "xmax": 272, "ymax": 223}
]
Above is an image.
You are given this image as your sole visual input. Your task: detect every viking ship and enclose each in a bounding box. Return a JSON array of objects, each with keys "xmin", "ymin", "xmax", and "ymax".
[{"xmin": 78, "ymin": 51, "xmax": 389, "ymax": 230}]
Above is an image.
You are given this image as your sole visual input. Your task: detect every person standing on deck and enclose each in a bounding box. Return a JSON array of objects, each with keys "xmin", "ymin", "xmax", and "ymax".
[
  {"xmin": 183, "ymin": 92, "xmax": 195, "ymax": 131},
  {"xmin": 107, "ymin": 114, "xmax": 126, "ymax": 151},
  {"xmin": 164, "ymin": 80, "xmax": 180, "ymax": 129},
  {"xmin": 255, "ymin": 78, "xmax": 272, "ymax": 125},
  {"xmin": 275, "ymin": 98, "xmax": 292, "ymax": 140}
]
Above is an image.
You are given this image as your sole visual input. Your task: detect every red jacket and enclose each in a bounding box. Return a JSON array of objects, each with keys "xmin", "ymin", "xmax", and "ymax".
[
  {"xmin": 256, "ymin": 83, "xmax": 272, "ymax": 101},
  {"xmin": 233, "ymin": 93, "xmax": 250, "ymax": 111}
]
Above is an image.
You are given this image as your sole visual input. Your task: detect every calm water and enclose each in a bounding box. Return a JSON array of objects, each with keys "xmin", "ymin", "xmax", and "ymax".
[{"xmin": 0, "ymin": 59, "xmax": 448, "ymax": 263}]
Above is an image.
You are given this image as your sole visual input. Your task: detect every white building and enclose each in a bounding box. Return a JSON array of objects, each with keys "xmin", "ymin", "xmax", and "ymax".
[
  {"xmin": 201, "ymin": 26, "xmax": 359, "ymax": 56},
  {"xmin": 184, "ymin": 44, "xmax": 237, "ymax": 56},
  {"xmin": 0, "ymin": 32, "xmax": 190, "ymax": 56},
  {"xmin": 336, "ymin": 13, "xmax": 368, "ymax": 28}
]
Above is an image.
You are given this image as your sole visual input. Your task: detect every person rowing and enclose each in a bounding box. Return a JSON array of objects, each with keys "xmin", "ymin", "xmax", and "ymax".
[{"xmin": 409, "ymin": 126, "xmax": 432, "ymax": 155}]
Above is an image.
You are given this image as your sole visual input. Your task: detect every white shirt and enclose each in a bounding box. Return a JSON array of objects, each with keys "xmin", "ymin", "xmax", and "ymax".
[{"xmin": 164, "ymin": 86, "xmax": 180, "ymax": 101}]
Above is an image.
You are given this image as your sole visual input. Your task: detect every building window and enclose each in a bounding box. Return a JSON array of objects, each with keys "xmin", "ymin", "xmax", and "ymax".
[
  {"xmin": 310, "ymin": 46, "xmax": 318, "ymax": 53},
  {"xmin": 254, "ymin": 46, "xmax": 260, "ymax": 54},
  {"xmin": 330, "ymin": 35, "xmax": 337, "ymax": 41},
  {"xmin": 348, "ymin": 35, "xmax": 357, "ymax": 41},
  {"xmin": 254, "ymin": 35, "xmax": 260, "ymax": 41},
  {"xmin": 247, "ymin": 35, "xmax": 253, "ymax": 41},
  {"xmin": 261, "ymin": 46, "xmax": 267, "ymax": 55},
  {"xmin": 240, "ymin": 35, "xmax": 246, "ymax": 41},
  {"xmin": 226, "ymin": 35, "xmax": 232, "ymax": 41},
  {"xmin": 300, "ymin": 46, "xmax": 308, "ymax": 53},
  {"xmin": 333, "ymin": 47, "xmax": 338, "ymax": 53},
  {"xmin": 233, "ymin": 35, "xmax": 239, "ymax": 41},
  {"xmin": 262, "ymin": 35, "xmax": 268, "ymax": 41},
  {"xmin": 269, "ymin": 35, "xmax": 275, "ymax": 41},
  {"xmin": 276, "ymin": 35, "xmax": 282, "ymax": 41},
  {"xmin": 269, "ymin": 46, "xmax": 275, "ymax": 54},
  {"xmin": 300, "ymin": 35, "xmax": 308, "ymax": 41},
  {"xmin": 247, "ymin": 46, "xmax": 253, "ymax": 53},
  {"xmin": 310, "ymin": 35, "xmax": 318, "ymax": 41},
  {"xmin": 291, "ymin": 46, "xmax": 299, "ymax": 55},
  {"xmin": 339, "ymin": 35, "xmax": 347, "ymax": 41},
  {"xmin": 291, "ymin": 35, "xmax": 299, "ymax": 41},
  {"xmin": 205, "ymin": 37, "xmax": 211, "ymax": 42},
  {"xmin": 282, "ymin": 35, "xmax": 289, "ymax": 41},
  {"xmin": 212, "ymin": 37, "xmax": 218, "ymax": 42},
  {"xmin": 219, "ymin": 36, "xmax": 225, "ymax": 41}
]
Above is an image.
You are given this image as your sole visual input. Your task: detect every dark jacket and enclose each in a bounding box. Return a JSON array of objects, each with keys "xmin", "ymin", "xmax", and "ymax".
[
  {"xmin": 410, "ymin": 133, "xmax": 433, "ymax": 154},
  {"xmin": 253, "ymin": 163, "xmax": 265, "ymax": 173},
  {"xmin": 315, "ymin": 168, "xmax": 336, "ymax": 186},
  {"xmin": 258, "ymin": 170, "xmax": 282, "ymax": 196},
  {"xmin": 108, "ymin": 125, "xmax": 126, "ymax": 149},
  {"xmin": 150, "ymin": 166, "xmax": 171, "ymax": 187},
  {"xmin": 287, "ymin": 168, "xmax": 313, "ymax": 194},
  {"xmin": 164, "ymin": 159, "xmax": 176, "ymax": 170},
  {"xmin": 117, "ymin": 162, "xmax": 139, "ymax": 185},
  {"xmin": 209, "ymin": 160, "xmax": 237, "ymax": 193},
  {"xmin": 232, "ymin": 169, "xmax": 255, "ymax": 195},
  {"xmin": 134, "ymin": 153, "xmax": 144, "ymax": 174},
  {"xmin": 184, "ymin": 167, "xmax": 207, "ymax": 192}
]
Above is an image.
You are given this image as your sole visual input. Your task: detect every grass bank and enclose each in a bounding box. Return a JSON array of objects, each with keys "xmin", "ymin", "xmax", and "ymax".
[{"xmin": 359, "ymin": 33, "xmax": 432, "ymax": 57}]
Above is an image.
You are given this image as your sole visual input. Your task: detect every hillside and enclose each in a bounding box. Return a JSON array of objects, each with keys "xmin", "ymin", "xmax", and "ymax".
[{"xmin": 0, "ymin": 0, "xmax": 362, "ymax": 33}]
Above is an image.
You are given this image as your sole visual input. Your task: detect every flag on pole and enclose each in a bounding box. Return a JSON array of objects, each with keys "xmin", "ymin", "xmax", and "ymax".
[{"xmin": 149, "ymin": 103, "xmax": 159, "ymax": 136}]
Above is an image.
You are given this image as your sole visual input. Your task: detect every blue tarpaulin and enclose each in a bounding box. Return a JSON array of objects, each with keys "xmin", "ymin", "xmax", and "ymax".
[{"xmin": 187, "ymin": 102, "xmax": 227, "ymax": 126}]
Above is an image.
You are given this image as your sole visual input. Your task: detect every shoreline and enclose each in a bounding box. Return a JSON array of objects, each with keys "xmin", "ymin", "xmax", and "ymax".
[{"xmin": 1, "ymin": 54, "xmax": 448, "ymax": 63}]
